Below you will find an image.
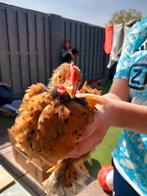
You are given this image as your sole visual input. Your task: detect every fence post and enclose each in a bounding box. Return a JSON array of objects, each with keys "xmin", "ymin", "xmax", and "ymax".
[{"xmin": 50, "ymin": 14, "xmax": 64, "ymax": 69}]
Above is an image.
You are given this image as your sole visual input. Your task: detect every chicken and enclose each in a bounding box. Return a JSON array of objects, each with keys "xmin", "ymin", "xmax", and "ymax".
[
  {"xmin": 79, "ymin": 80, "xmax": 101, "ymax": 95},
  {"xmin": 10, "ymin": 62, "xmax": 102, "ymax": 195}
]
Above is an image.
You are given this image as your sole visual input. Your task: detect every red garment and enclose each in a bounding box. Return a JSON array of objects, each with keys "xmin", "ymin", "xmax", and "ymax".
[{"xmin": 104, "ymin": 25, "xmax": 114, "ymax": 54}]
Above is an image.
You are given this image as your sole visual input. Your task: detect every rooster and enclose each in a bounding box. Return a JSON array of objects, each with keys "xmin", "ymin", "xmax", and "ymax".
[{"xmin": 10, "ymin": 63, "xmax": 101, "ymax": 195}]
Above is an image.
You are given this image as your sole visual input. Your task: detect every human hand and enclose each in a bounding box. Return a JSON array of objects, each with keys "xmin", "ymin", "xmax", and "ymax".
[
  {"xmin": 68, "ymin": 49, "xmax": 73, "ymax": 55},
  {"xmin": 69, "ymin": 94, "xmax": 114, "ymax": 158}
]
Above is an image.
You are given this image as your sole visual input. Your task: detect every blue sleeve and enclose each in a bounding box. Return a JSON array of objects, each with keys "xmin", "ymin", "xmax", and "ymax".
[
  {"xmin": 61, "ymin": 48, "xmax": 68, "ymax": 58},
  {"xmin": 114, "ymin": 55, "xmax": 131, "ymax": 79},
  {"xmin": 114, "ymin": 17, "xmax": 147, "ymax": 80}
]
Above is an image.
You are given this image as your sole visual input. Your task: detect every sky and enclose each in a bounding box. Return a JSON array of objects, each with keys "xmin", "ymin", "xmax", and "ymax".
[{"xmin": 1, "ymin": 0, "xmax": 147, "ymax": 27}]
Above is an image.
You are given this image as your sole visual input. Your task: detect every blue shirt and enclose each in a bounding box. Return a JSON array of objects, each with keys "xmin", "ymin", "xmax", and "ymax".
[{"xmin": 112, "ymin": 17, "xmax": 147, "ymax": 196}]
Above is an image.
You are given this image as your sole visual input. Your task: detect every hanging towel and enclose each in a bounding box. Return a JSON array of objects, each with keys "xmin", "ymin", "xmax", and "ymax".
[
  {"xmin": 107, "ymin": 23, "xmax": 124, "ymax": 68},
  {"xmin": 123, "ymin": 19, "xmax": 137, "ymax": 44},
  {"xmin": 104, "ymin": 25, "xmax": 114, "ymax": 54}
]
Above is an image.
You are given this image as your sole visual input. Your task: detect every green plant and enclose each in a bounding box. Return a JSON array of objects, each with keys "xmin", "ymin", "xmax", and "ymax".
[{"xmin": 108, "ymin": 9, "xmax": 143, "ymax": 25}]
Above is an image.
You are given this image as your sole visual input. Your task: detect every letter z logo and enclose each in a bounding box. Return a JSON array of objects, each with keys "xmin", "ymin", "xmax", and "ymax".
[{"xmin": 129, "ymin": 64, "xmax": 147, "ymax": 90}]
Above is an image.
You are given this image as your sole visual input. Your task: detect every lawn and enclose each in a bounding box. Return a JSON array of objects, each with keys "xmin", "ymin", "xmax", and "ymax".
[
  {"xmin": 86, "ymin": 127, "xmax": 122, "ymax": 178},
  {"xmin": 91, "ymin": 127, "xmax": 122, "ymax": 166}
]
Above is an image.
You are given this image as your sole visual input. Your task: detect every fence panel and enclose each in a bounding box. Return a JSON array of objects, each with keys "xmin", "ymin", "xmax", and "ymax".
[{"xmin": 0, "ymin": 3, "xmax": 107, "ymax": 98}]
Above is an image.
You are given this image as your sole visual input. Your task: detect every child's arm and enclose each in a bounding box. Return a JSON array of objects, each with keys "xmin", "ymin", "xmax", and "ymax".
[
  {"xmin": 103, "ymin": 78, "xmax": 147, "ymax": 132},
  {"xmin": 69, "ymin": 79, "xmax": 147, "ymax": 158},
  {"xmin": 103, "ymin": 78, "xmax": 129, "ymax": 101},
  {"xmin": 69, "ymin": 97, "xmax": 147, "ymax": 158},
  {"xmin": 102, "ymin": 97, "xmax": 147, "ymax": 133}
]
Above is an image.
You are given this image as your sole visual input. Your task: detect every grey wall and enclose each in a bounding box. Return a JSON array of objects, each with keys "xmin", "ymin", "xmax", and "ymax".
[{"xmin": 0, "ymin": 3, "xmax": 107, "ymax": 98}]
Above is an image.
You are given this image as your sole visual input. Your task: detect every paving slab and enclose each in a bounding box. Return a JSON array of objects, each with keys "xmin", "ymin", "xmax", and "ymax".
[
  {"xmin": 0, "ymin": 165, "xmax": 15, "ymax": 192},
  {"xmin": 1, "ymin": 179, "xmax": 32, "ymax": 196},
  {"xmin": 0, "ymin": 145, "xmax": 12, "ymax": 154},
  {"xmin": 77, "ymin": 180, "xmax": 110, "ymax": 196},
  {"xmin": 0, "ymin": 153, "xmax": 44, "ymax": 195},
  {"xmin": 19, "ymin": 174, "xmax": 45, "ymax": 196},
  {"xmin": 0, "ymin": 149, "xmax": 27, "ymax": 179}
]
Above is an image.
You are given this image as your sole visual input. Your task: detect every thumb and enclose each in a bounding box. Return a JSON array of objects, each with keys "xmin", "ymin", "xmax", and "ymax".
[{"xmin": 76, "ymin": 93, "xmax": 104, "ymax": 108}]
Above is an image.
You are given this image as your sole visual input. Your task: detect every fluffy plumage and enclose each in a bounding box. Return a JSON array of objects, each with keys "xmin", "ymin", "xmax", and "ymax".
[{"xmin": 10, "ymin": 63, "xmax": 101, "ymax": 195}]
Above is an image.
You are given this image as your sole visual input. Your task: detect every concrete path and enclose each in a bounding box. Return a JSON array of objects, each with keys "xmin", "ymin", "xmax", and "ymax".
[{"xmin": 77, "ymin": 180, "xmax": 110, "ymax": 196}]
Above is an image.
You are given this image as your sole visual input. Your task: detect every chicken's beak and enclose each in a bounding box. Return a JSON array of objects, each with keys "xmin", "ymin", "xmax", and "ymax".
[
  {"xmin": 63, "ymin": 63, "xmax": 80, "ymax": 98},
  {"xmin": 64, "ymin": 84, "xmax": 77, "ymax": 98}
]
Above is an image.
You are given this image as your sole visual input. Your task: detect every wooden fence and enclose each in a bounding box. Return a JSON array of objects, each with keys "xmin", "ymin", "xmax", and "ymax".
[{"xmin": 0, "ymin": 3, "xmax": 107, "ymax": 98}]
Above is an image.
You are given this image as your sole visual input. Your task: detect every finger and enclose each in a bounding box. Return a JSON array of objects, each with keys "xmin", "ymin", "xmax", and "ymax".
[
  {"xmin": 95, "ymin": 104, "xmax": 102, "ymax": 110},
  {"xmin": 69, "ymin": 145, "xmax": 96, "ymax": 158},
  {"xmin": 70, "ymin": 130, "xmax": 103, "ymax": 158},
  {"xmin": 69, "ymin": 144, "xmax": 96, "ymax": 158},
  {"xmin": 76, "ymin": 94, "xmax": 104, "ymax": 108},
  {"xmin": 78, "ymin": 112, "xmax": 101, "ymax": 141},
  {"xmin": 76, "ymin": 93, "xmax": 100, "ymax": 98},
  {"xmin": 74, "ymin": 126, "xmax": 106, "ymax": 156},
  {"xmin": 78, "ymin": 126, "xmax": 97, "ymax": 142}
]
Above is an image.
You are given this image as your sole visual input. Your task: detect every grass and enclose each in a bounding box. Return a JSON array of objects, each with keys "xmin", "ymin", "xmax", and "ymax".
[
  {"xmin": 85, "ymin": 127, "xmax": 122, "ymax": 178},
  {"xmin": 91, "ymin": 127, "xmax": 122, "ymax": 166},
  {"xmin": 101, "ymin": 80, "xmax": 112, "ymax": 95}
]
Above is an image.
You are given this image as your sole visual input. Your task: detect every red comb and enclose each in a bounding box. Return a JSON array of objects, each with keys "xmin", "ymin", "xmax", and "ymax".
[
  {"xmin": 71, "ymin": 63, "xmax": 76, "ymax": 83},
  {"xmin": 66, "ymin": 64, "xmax": 70, "ymax": 80},
  {"xmin": 71, "ymin": 69, "xmax": 76, "ymax": 83}
]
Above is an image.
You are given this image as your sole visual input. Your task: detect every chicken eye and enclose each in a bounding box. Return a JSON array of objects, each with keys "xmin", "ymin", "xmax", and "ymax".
[{"xmin": 58, "ymin": 76, "xmax": 64, "ymax": 83}]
